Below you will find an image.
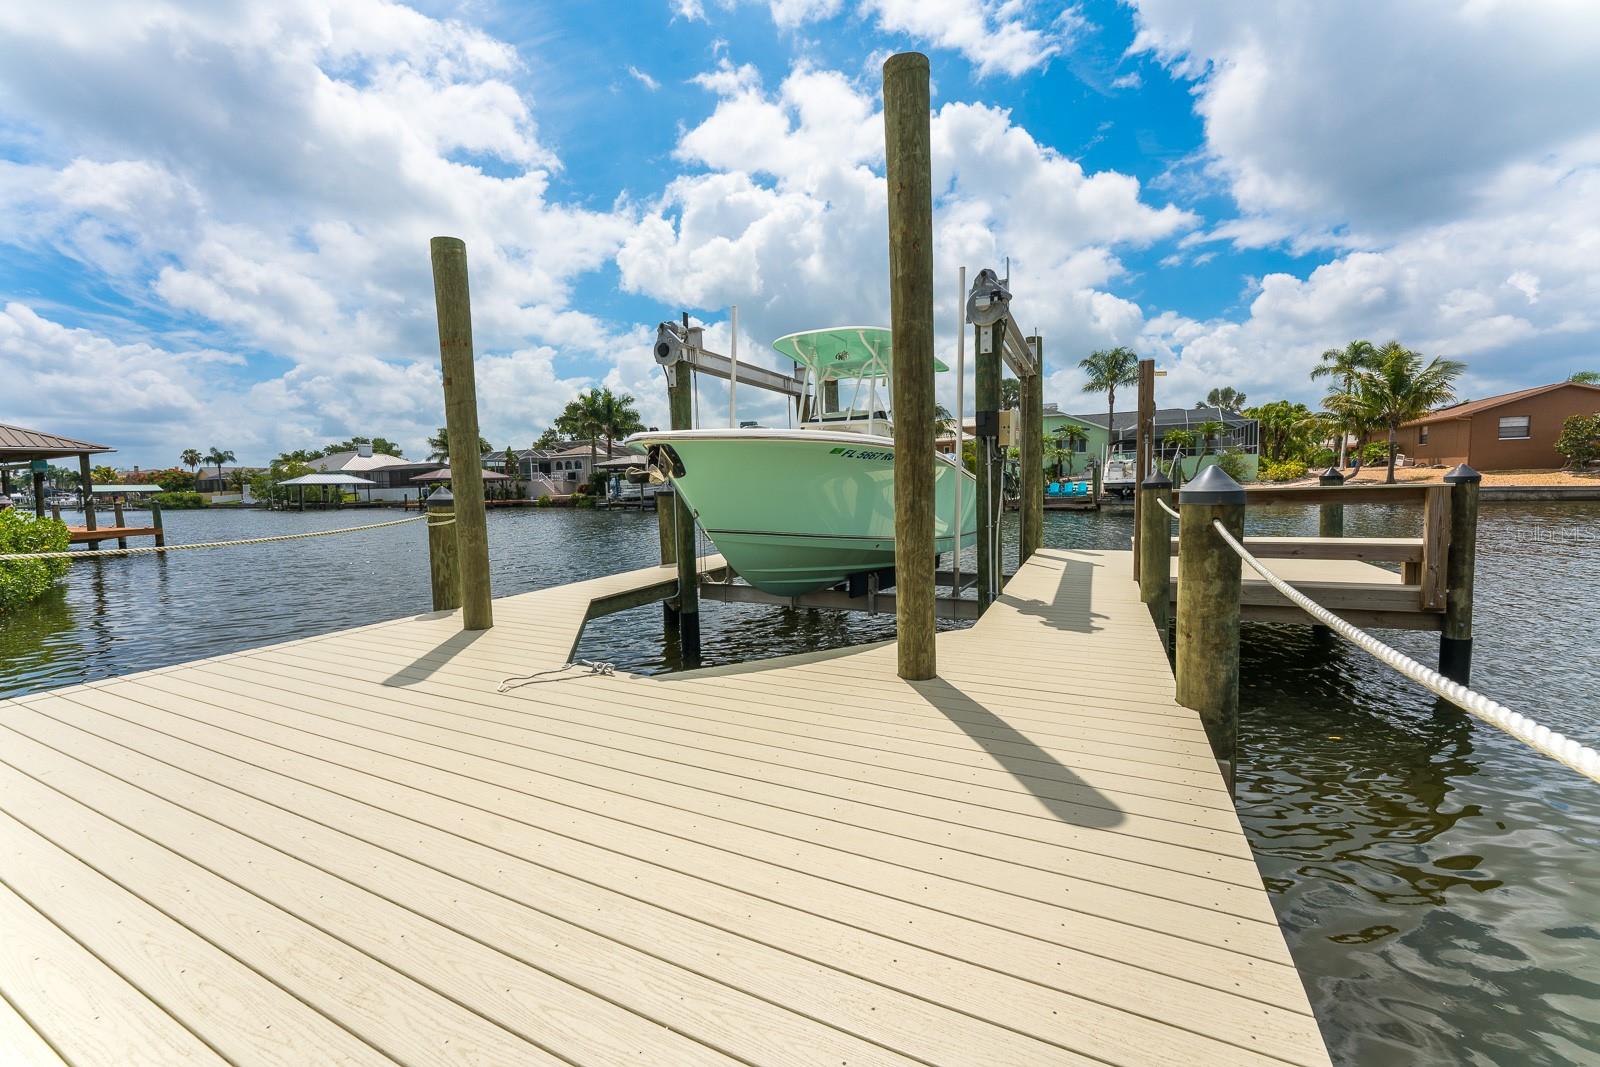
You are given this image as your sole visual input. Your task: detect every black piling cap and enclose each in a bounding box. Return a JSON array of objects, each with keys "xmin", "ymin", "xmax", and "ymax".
[
  {"xmin": 1141, "ymin": 471, "xmax": 1172, "ymax": 490},
  {"xmin": 1179, "ymin": 464, "xmax": 1246, "ymax": 505},
  {"xmin": 1318, "ymin": 466, "xmax": 1345, "ymax": 485},
  {"xmin": 1443, "ymin": 463, "xmax": 1482, "ymax": 484}
]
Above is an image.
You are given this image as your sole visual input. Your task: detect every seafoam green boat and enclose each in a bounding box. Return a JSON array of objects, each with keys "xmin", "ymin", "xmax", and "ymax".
[{"xmin": 627, "ymin": 326, "xmax": 978, "ymax": 597}]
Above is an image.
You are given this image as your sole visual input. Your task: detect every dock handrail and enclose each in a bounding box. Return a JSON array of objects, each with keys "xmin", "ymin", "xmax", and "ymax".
[
  {"xmin": 0, "ymin": 513, "xmax": 430, "ymax": 561},
  {"xmin": 1206, "ymin": 515, "xmax": 1600, "ymax": 785}
]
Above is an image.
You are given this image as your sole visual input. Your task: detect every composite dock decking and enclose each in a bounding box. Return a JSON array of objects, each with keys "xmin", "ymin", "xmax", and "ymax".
[{"xmin": 0, "ymin": 549, "xmax": 1331, "ymax": 1066}]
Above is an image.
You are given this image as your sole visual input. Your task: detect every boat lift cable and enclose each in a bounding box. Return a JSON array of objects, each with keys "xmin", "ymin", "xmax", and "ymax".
[
  {"xmin": 0, "ymin": 514, "xmax": 430, "ymax": 562},
  {"xmin": 1194, "ymin": 515, "xmax": 1600, "ymax": 785}
]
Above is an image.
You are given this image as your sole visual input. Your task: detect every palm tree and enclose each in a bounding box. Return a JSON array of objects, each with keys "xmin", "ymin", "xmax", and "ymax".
[
  {"xmin": 180, "ymin": 449, "xmax": 202, "ymax": 479},
  {"xmin": 1570, "ymin": 370, "xmax": 1600, "ymax": 385},
  {"xmin": 1078, "ymin": 347, "xmax": 1140, "ymax": 462},
  {"xmin": 204, "ymin": 447, "xmax": 235, "ymax": 486},
  {"xmin": 555, "ymin": 390, "xmax": 607, "ymax": 491},
  {"xmin": 426, "ymin": 427, "xmax": 491, "ymax": 464},
  {"xmin": 1357, "ymin": 342, "xmax": 1466, "ymax": 483},
  {"xmin": 1311, "ymin": 340, "xmax": 1377, "ymax": 466},
  {"xmin": 1161, "ymin": 428, "xmax": 1195, "ymax": 479},
  {"xmin": 1057, "ymin": 424, "xmax": 1088, "ymax": 475},
  {"xmin": 593, "ymin": 388, "xmax": 645, "ymax": 457},
  {"xmin": 1204, "ymin": 387, "xmax": 1248, "ymax": 413},
  {"xmin": 1191, "ymin": 420, "xmax": 1226, "ymax": 461}
]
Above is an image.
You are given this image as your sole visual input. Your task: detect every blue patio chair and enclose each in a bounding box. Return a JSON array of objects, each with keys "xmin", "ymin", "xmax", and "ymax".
[{"xmin": 1047, "ymin": 482, "xmax": 1062, "ymax": 497}]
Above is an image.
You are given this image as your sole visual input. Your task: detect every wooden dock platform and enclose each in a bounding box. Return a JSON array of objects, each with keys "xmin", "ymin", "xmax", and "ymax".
[{"xmin": 0, "ymin": 548, "xmax": 1331, "ymax": 1066}]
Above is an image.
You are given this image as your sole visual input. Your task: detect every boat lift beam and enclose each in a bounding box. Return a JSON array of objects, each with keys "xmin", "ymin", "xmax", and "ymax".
[
  {"xmin": 698, "ymin": 579, "xmax": 983, "ymax": 621},
  {"xmin": 655, "ymin": 320, "xmax": 806, "ymax": 399}
]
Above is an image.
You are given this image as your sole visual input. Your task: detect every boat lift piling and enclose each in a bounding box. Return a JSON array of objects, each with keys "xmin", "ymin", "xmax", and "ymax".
[
  {"xmin": 883, "ymin": 51, "xmax": 938, "ymax": 680},
  {"xmin": 1020, "ymin": 335, "xmax": 1044, "ymax": 562}
]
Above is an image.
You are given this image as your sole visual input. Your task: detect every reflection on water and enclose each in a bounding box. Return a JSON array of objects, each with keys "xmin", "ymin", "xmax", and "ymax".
[{"xmin": 3, "ymin": 500, "xmax": 1598, "ymax": 1065}]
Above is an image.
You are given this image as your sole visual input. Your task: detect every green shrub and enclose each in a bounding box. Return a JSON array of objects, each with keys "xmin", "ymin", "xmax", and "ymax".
[
  {"xmin": 1308, "ymin": 448, "xmax": 1336, "ymax": 468},
  {"xmin": 1554, "ymin": 412, "xmax": 1600, "ymax": 469},
  {"xmin": 1360, "ymin": 441, "xmax": 1392, "ymax": 465},
  {"xmin": 0, "ymin": 510, "xmax": 71, "ymax": 611},
  {"xmin": 1215, "ymin": 451, "xmax": 1249, "ymax": 482},
  {"xmin": 535, "ymin": 494, "xmax": 553, "ymax": 508},
  {"xmin": 1261, "ymin": 459, "xmax": 1309, "ymax": 483},
  {"xmin": 151, "ymin": 491, "xmax": 207, "ymax": 509},
  {"xmin": 571, "ymin": 491, "xmax": 595, "ymax": 509}
]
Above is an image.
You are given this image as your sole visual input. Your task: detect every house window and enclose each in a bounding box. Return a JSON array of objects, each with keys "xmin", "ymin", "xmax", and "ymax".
[
  {"xmin": 1498, "ymin": 415, "xmax": 1531, "ymax": 440},
  {"xmin": 1072, "ymin": 437, "xmax": 1086, "ymax": 453},
  {"xmin": 1419, "ymin": 426, "xmax": 1429, "ymax": 444}
]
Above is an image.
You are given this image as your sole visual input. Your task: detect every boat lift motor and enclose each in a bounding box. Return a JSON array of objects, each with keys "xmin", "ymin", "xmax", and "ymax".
[
  {"xmin": 966, "ymin": 269, "xmax": 1010, "ymax": 440},
  {"xmin": 654, "ymin": 320, "xmax": 688, "ymax": 386}
]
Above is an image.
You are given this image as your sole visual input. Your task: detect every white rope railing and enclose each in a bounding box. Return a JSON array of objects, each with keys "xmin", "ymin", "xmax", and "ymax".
[
  {"xmin": 1157, "ymin": 496, "xmax": 1180, "ymax": 520},
  {"xmin": 0, "ymin": 514, "xmax": 428, "ymax": 562},
  {"xmin": 1206, "ymin": 517, "xmax": 1600, "ymax": 785}
]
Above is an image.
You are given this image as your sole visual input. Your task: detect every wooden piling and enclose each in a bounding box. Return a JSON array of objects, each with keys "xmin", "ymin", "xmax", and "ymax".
[
  {"xmin": 1138, "ymin": 472, "xmax": 1172, "ymax": 648},
  {"xmin": 427, "ymin": 498, "xmax": 460, "ymax": 611},
  {"xmin": 668, "ymin": 338, "xmax": 700, "ymax": 656},
  {"xmin": 1175, "ymin": 465, "xmax": 1245, "ymax": 789},
  {"xmin": 1020, "ymin": 337, "xmax": 1044, "ymax": 563},
  {"xmin": 150, "ymin": 500, "xmax": 165, "ymax": 546},
  {"xmin": 1440, "ymin": 464, "xmax": 1481, "ymax": 683},
  {"xmin": 974, "ymin": 316, "xmax": 1003, "ymax": 605},
  {"xmin": 112, "ymin": 498, "xmax": 127, "ymax": 548},
  {"xmin": 33, "ymin": 470, "xmax": 46, "ymax": 518},
  {"xmin": 429, "ymin": 236, "xmax": 493, "ymax": 630},
  {"xmin": 1133, "ymin": 359, "xmax": 1155, "ymax": 579},
  {"xmin": 1317, "ymin": 466, "xmax": 1344, "ymax": 537},
  {"xmin": 883, "ymin": 51, "xmax": 937, "ymax": 680},
  {"xmin": 78, "ymin": 454, "xmax": 99, "ymax": 546}
]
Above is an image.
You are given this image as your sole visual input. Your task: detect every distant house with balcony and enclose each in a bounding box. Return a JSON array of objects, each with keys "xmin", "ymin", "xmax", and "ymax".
[{"xmin": 1395, "ymin": 380, "xmax": 1600, "ymax": 470}]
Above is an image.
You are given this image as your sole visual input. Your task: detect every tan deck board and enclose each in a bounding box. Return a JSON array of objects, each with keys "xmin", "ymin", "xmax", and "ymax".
[{"xmin": 0, "ymin": 547, "xmax": 1331, "ymax": 1066}]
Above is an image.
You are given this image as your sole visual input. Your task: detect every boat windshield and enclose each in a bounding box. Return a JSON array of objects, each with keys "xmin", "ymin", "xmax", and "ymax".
[{"xmin": 773, "ymin": 326, "xmax": 948, "ymax": 437}]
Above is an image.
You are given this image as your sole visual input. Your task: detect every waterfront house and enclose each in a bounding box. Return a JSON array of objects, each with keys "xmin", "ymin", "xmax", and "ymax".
[{"xmin": 1395, "ymin": 380, "xmax": 1600, "ymax": 470}]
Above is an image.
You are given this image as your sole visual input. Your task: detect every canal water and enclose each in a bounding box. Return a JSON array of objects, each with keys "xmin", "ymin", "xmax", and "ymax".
[{"xmin": 3, "ymin": 501, "xmax": 1597, "ymax": 1065}]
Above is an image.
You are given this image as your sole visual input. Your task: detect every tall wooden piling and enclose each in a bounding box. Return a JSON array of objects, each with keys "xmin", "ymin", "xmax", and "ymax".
[
  {"xmin": 1138, "ymin": 472, "xmax": 1172, "ymax": 648},
  {"xmin": 112, "ymin": 498, "xmax": 127, "ymax": 548},
  {"xmin": 974, "ymin": 317, "xmax": 1003, "ymax": 605},
  {"xmin": 429, "ymin": 236, "xmax": 493, "ymax": 631},
  {"xmin": 427, "ymin": 492, "xmax": 460, "ymax": 612},
  {"xmin": 1175, "ymin": 465, "xmax": 1246, "ymax": 789},
  {"xmin": 1440, "ymin": 464, "xmax": 1481, "ymax": 683},
  {"xmin": 1133, "ymin": 359, "xmax": 1155, "ymax": 579},
  {"xmin": 150, "ymin": 500, "xmax": 165, "ymax": 547},
  {"xmin": 883, "ymin": 51, "xmax": 937, "ymax": 680},
  {"xmin": 1020, "ymin": 337, "xmax": 1044, "ymax": 563},
  {"xmin": 1317, "ymin": 466, "xmax": 1345, "ymax": 537},
  {"xmin": 668, "ymin": 329, "xmax": 700, "ymax": 657}
]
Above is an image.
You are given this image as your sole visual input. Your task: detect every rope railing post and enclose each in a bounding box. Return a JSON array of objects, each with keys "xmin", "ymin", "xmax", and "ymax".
[
  {"xmin": 1440, "ymin": 463, "xmax": 1481, "ymax": 683},
  {"xmin": 1317, "ymin": 466, "xmax": 1344, "ymax": 537},
  {"xmin": 427, "ymin": 489, "xmax": 460, "ymax": 612},
  {"xmin": 1175, "ymin": 465, "xmax": 1246, "ymax": 789},
  {"xmin": 150, "ymin": 499, "xmax": 165, "ymax": 547},
  {"xmin": 1138, "ymin": 471, "xmax": 1173, "ymax": 649}
]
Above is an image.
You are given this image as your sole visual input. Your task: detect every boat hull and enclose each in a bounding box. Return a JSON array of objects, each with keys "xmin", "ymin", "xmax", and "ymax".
[{"xmin": 628, "ymin": 430, "xmax": 978, "ymax": 597}]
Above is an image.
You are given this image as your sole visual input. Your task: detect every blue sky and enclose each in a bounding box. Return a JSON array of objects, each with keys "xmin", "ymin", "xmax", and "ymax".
[{"xmin": 2, "ymin": 0, "xmax": 1597, "ymax": 468}]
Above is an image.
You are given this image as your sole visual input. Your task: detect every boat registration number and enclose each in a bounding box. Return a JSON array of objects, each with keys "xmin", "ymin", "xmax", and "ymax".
[{"xmin": 829, "ymin": 447, "xmax": 893, "ymax": 462}]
